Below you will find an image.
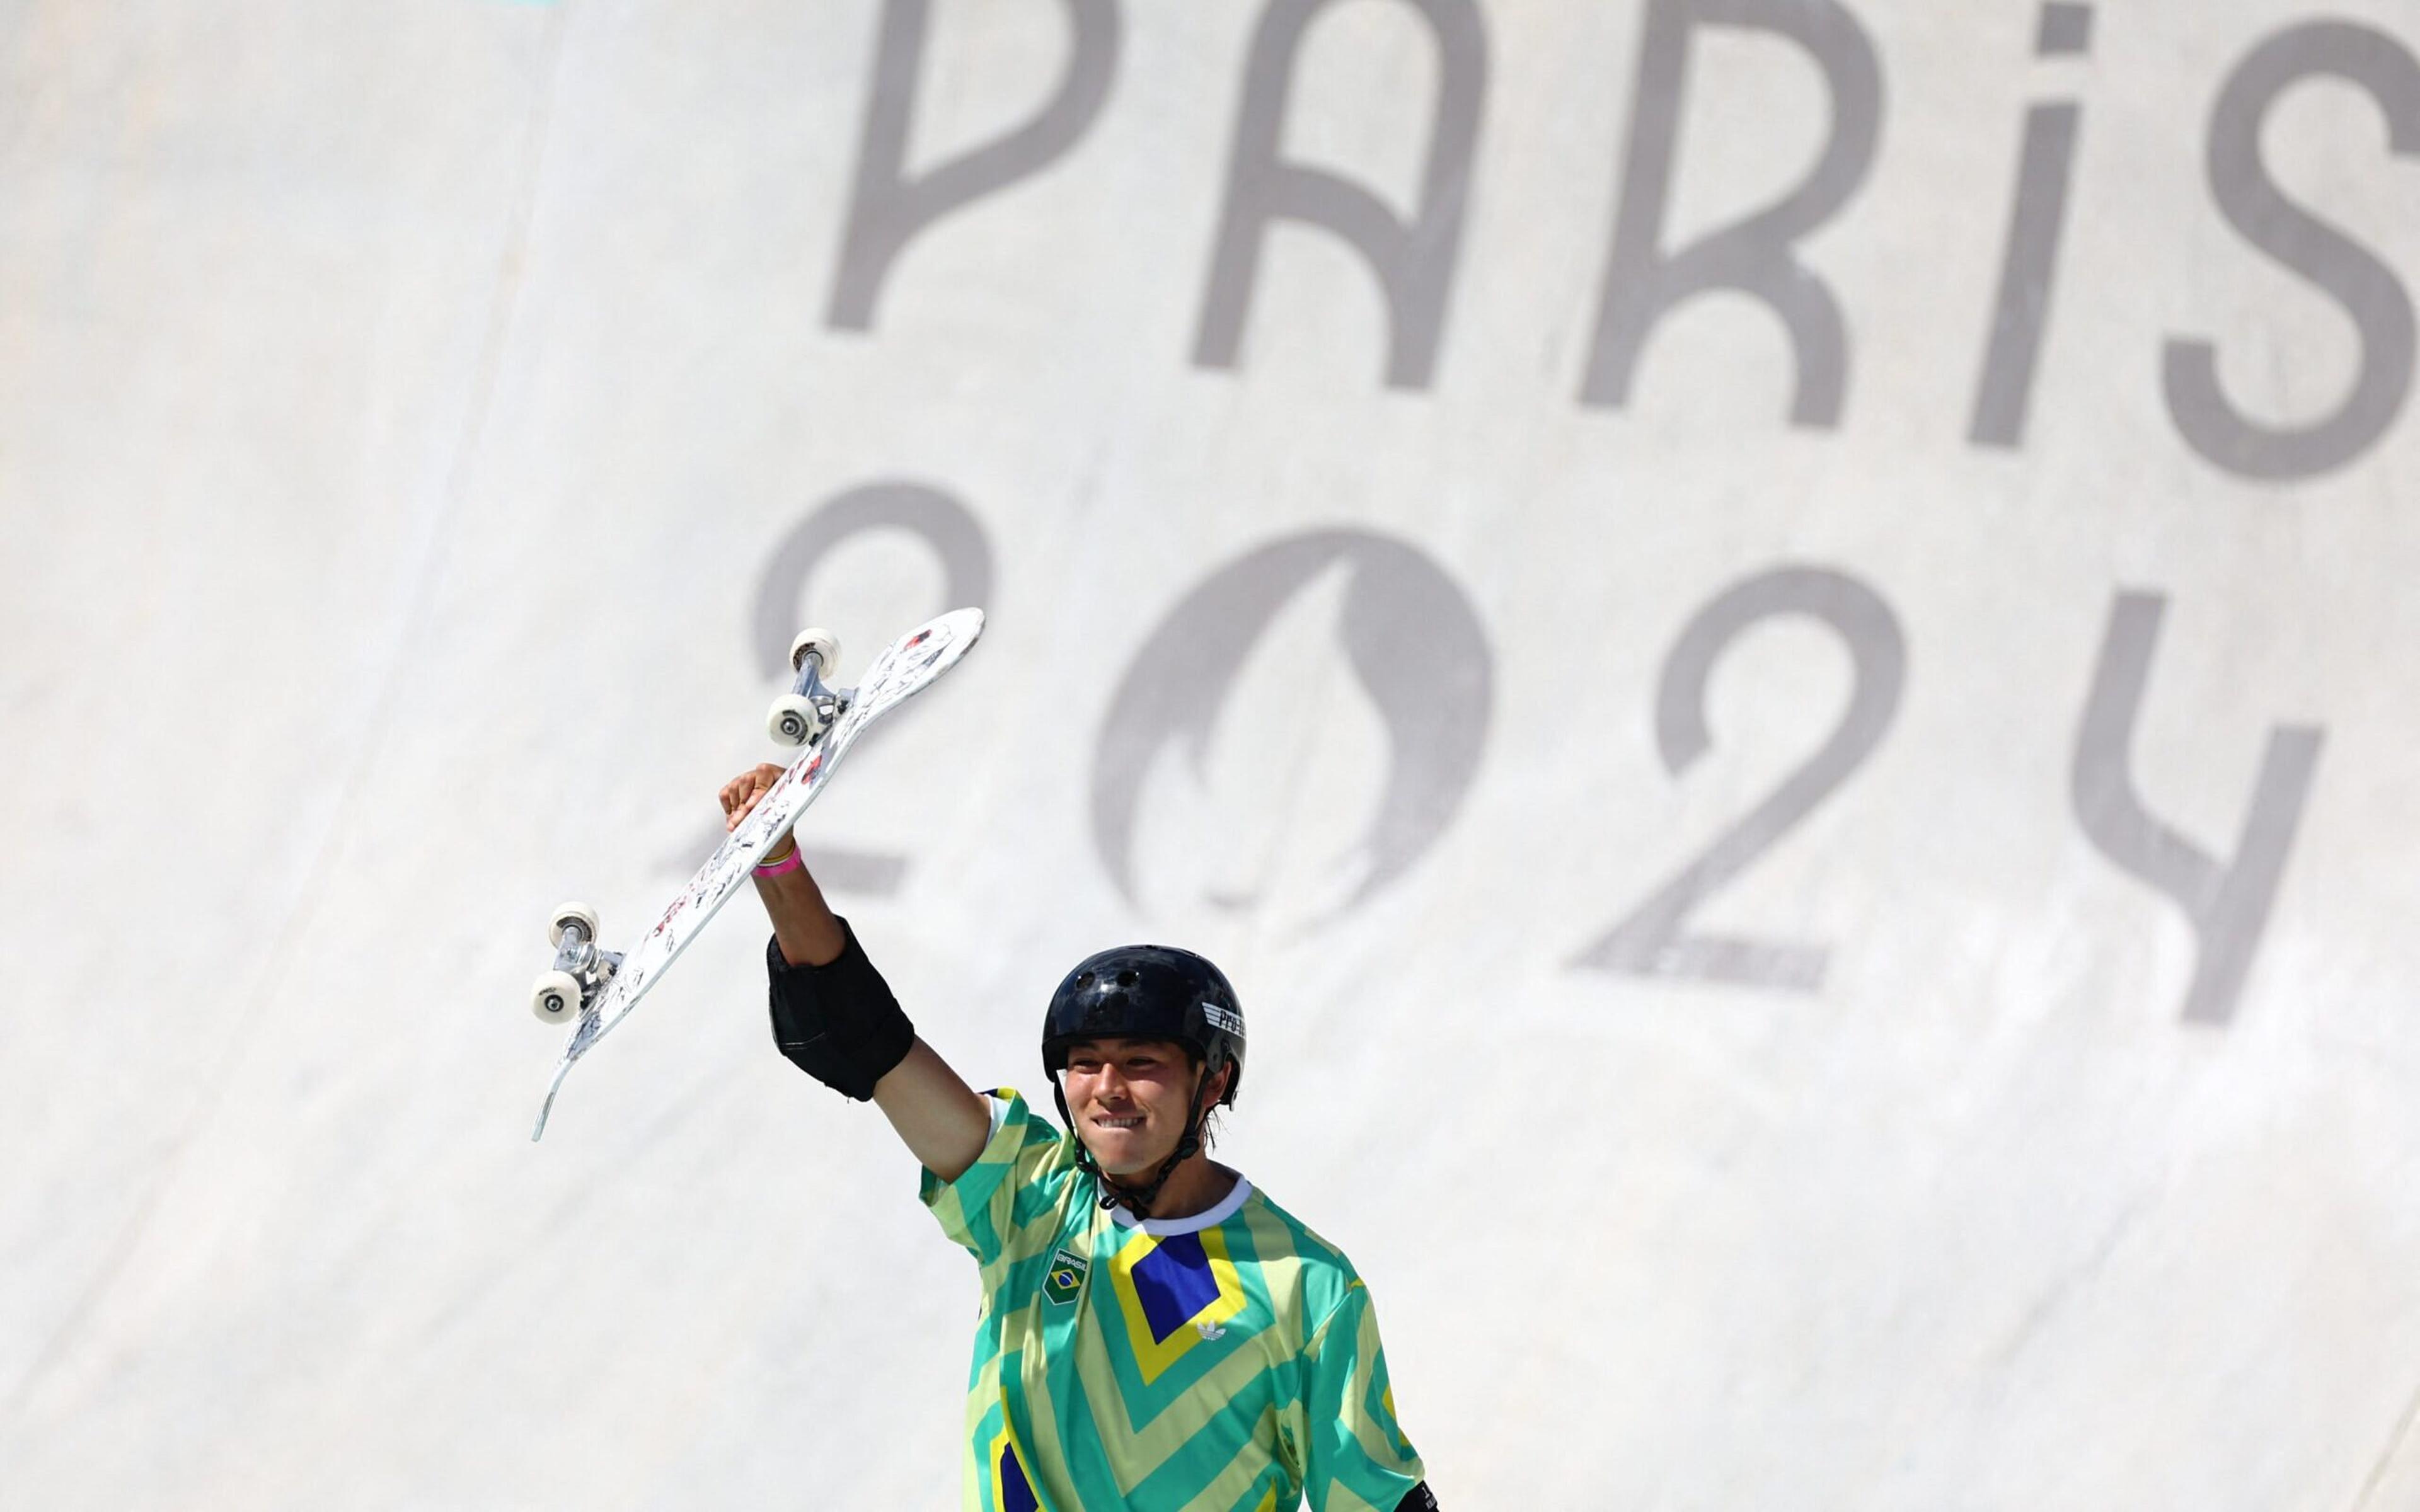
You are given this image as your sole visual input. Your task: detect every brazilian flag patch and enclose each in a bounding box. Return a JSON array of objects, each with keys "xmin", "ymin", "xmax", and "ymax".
[{"xmin": 1042, "ymin": 1247, "xmax": 1088, "ymax": 1305}]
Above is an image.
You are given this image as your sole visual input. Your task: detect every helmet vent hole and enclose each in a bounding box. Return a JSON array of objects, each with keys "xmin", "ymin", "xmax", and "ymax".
[{"xmin": 1116, "ymin": 970, "xmax": 1139, "ymax": 988}]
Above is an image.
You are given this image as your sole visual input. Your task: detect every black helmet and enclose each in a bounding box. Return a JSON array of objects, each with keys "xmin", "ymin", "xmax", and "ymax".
[{"xmin": 1042, "ymin": 944, "xmax": 1245, "ymax": 1108}]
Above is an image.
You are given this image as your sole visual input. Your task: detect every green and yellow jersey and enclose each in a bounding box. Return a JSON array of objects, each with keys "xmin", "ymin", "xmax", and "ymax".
[{"xmin": 921, "ymin": 1091, "xmax": 1426, "ymax": 1512}]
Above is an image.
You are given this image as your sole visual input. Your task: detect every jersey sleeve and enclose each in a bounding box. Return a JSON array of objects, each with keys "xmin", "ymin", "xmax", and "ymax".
[
  {"xmin": 1299, "ymin": 1280, "xmax": 1426, "ymax": 1512},
  {"xmin": 918, "ymin": 1088, "xmax": 1081, "ymax": 1273}
]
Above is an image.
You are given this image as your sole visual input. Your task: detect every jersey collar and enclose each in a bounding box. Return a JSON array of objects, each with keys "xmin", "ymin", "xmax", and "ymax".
[{"xmin": 1107, "ymin": 1169, "xmax": 1252, "ymax": 1235}]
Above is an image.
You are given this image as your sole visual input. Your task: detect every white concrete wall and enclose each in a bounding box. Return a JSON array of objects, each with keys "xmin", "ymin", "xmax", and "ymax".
[{"xmin": 6, "ymin": 1, "xmax": 2419, "ymax": 1506}]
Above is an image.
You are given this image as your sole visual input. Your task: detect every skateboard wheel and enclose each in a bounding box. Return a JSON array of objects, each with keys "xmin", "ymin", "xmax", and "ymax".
[
  {"xmin": 766, "ymin": 693, "xmax": 827, "ymax": 747},
  {"xmin": 788, "ymin": 627, "xmax": 840, "ymax": 676},
  {"xmin": 548, "ymin": 902, "xmax": 601, "ymax": 949},
  {"xmin": 531, "ymin": 970, "xmax": 584, "ymax": 1024}
]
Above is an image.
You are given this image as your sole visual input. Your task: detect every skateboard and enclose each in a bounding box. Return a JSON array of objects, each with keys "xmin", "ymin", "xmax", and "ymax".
[{"xmin": 527, "ymin": 606, "xmax": 984, "ymax": 1140}]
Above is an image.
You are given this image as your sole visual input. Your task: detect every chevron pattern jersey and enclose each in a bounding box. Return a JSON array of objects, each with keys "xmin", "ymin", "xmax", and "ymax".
[{"xmin": 919, "ymin": 1091, "xmax": 1426, "ymax": 1512}]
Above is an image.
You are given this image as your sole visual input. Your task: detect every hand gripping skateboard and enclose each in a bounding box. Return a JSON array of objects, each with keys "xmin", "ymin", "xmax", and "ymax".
[{"xmin": 526, "ymin": 607, "xmax": 984, "ymax": 1140}]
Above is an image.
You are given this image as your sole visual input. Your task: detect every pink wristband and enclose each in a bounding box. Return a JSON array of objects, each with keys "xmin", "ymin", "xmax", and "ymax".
[{"xmin": 753, "ymin": 845, "xmax": 804, "ymax": 879}]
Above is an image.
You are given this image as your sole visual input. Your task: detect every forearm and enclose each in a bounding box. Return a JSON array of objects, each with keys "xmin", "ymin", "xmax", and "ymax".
[{"xmin": 753, "ymin": 840, "xmax": 847, "ymax": 967}]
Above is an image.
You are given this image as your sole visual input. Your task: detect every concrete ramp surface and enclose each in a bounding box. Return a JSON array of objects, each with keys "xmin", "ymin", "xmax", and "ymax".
[{"xmin": 6, "ymin": 1, "xmax": 2420, "ymax": 1506}]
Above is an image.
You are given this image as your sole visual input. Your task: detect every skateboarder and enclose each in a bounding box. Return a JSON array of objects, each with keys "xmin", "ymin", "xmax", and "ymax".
[{"xmin": 719, "ymin": 764, "xmax": 1439, "ymax": 1512}]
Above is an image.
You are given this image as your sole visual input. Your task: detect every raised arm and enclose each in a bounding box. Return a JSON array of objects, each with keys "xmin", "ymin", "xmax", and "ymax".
[{"xmin": 720, "ymin": 765, "xmax": 993, "ymax": 1181}]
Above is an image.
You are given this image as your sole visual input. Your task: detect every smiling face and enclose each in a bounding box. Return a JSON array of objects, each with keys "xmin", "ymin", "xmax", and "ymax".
[{"xmin": 1059, "ymin": 1037, "xmax": 1230, "ymax": 1176}]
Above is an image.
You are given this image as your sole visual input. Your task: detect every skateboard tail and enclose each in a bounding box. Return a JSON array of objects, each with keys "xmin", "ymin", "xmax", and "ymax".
[{"xmin": 531, "ymin": 1060, "xmax": 573, "ymax": 1140}]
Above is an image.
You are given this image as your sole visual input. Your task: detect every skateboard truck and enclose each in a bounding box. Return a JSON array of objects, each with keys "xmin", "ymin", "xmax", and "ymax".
[
  {"xmin": 765, "ymin": 627, "xmax": 847, "ymax": 747},
  {"xmin": 529, "ymin": 903, "xmax": 624, "ymax": 1024}
]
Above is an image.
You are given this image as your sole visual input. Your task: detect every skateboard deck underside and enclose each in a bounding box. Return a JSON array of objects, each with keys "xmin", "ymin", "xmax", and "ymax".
[{"xmin": 531, "ymin": 607, "xmax": 982, "ymax": 1139}]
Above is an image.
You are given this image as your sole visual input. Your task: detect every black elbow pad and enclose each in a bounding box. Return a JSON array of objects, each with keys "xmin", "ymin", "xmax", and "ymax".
[{"xmin": 765, "ymin": 922, "xmax": 914, "ymax": 1100}]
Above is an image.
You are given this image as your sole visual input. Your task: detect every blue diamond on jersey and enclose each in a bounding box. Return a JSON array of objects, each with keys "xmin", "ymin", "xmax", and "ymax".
[
  {"xmin": 1129, "ymin": 1233, "xmax": 1221, "ymax": 1344},
  {"xmin": 999, "ymin": 1441, "xmax": 1039, "ymax": 1512}
]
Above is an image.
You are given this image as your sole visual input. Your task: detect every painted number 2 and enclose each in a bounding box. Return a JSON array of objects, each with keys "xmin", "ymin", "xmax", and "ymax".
[{"xmin": 1576, "ymin": 566, "xmax": 1907, "ymax": 992}]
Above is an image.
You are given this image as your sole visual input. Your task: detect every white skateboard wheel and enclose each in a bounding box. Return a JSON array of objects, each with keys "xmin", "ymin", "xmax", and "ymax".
[
  {"xmin": 548, "ymin": 903, "xmax": 600, "ymax": 948},
  {"xmin": 531, "ymin": 970, "xmax": 583, "ymax": 1024},
  {"xmin": 789, "ymin": 627, "xmax": 840, "ymax": 675},
  {"xmin": 766, "ymin": 693, "xmax": 827, "ymax": 747}
]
